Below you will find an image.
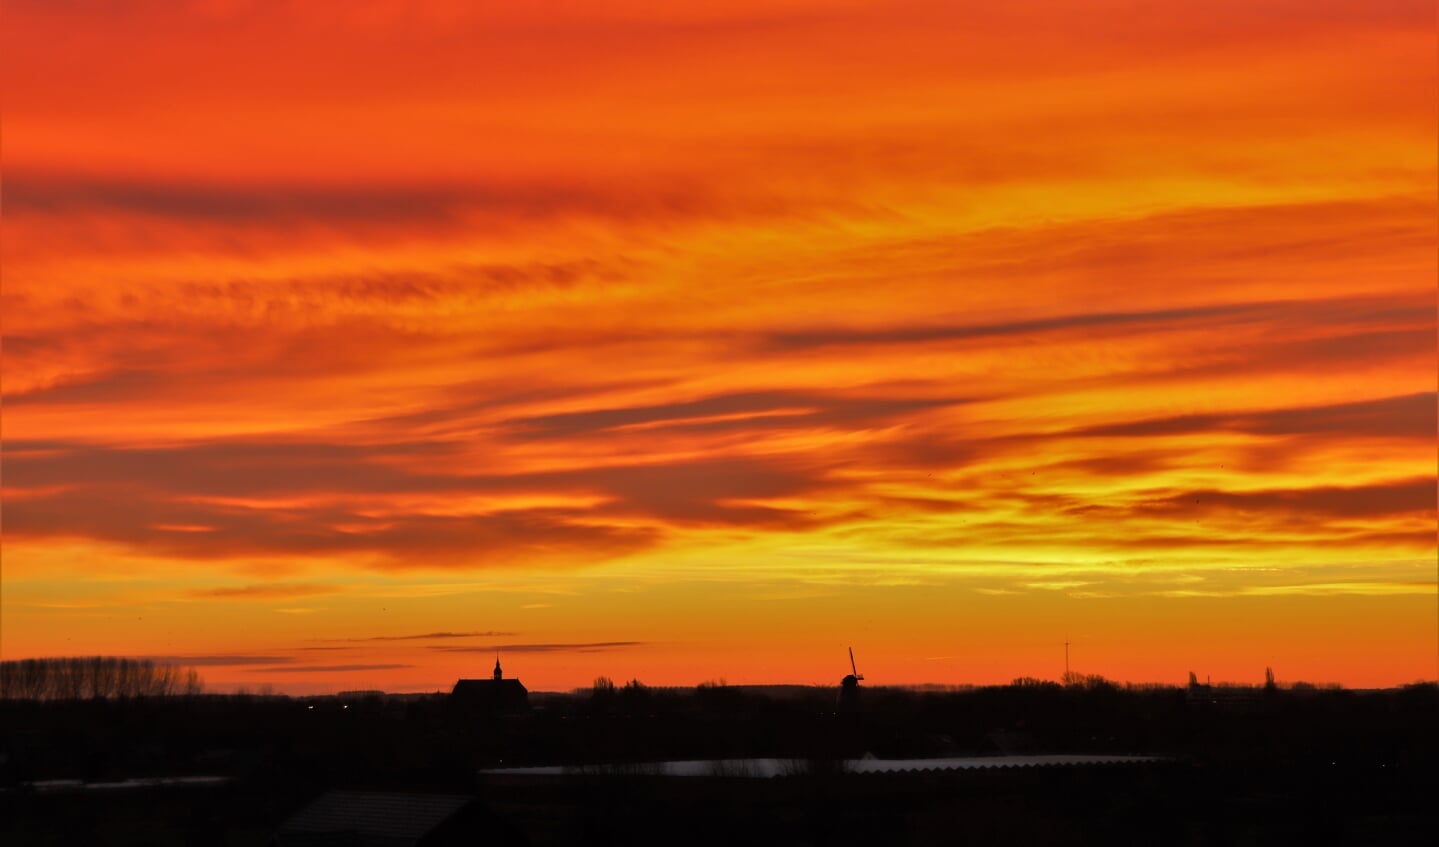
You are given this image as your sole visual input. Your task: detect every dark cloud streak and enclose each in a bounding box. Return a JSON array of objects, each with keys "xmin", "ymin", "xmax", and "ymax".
[
  {"xmin": 1071, "ymin": 393, "xmax": 1436, "ymax": 440},
  {"xmin": 759, "ymin": 295, "xmax": 1434, "ymax": 354},
  {"xmin": 249, "ymin": 664, "xmax": 413, "ymax": 673},
  {"xmin": 340, "ymin": 631, "xmax": 519, "ymax": 642},
  {"xmin": 431, "ymin": 641, "xmax": 645, "ymax": 654},
  {"xmin": 505, "ymin": 390, "xmax": 965, "ymax": 439},
  {"xmin": 136, "ymin": 655, "xmax": 294, "ymax": 667},
  {"xmin": 1139, "ymin": 479, "xmax": 1436, "ymax": 520}
]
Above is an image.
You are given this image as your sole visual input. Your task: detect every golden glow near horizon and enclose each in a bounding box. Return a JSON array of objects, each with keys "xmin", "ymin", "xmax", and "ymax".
[{"xmin": 3, "ymin": 1, "xmax": 1435, "ymax": 694}]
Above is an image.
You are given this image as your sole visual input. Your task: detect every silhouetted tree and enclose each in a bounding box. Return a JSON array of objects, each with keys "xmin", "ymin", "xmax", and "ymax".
[
  {"xmin": 619, "ymin": 678, "xmax": 651, "ymax": 712},
  {"xmin": 1071, "ymin": 673, "xmax": 1116, "ymax": 691},
  {"xmin": 1010, "ymin": 677, "xmax": 1061, "ymax": 690}
]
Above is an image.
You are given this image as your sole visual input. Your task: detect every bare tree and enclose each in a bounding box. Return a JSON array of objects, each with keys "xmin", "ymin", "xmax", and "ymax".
[{"xmin": 0, "ymin": 658, "xmax": 204, "ymax": 700}]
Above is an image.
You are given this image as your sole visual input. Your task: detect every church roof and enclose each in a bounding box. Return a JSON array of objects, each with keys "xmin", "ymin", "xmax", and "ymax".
[{"xmin": 452, "ymin": 678, "xmax": 527, "ymax": 694}]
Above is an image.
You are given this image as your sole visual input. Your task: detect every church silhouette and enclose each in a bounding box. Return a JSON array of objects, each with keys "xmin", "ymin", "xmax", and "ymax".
[{"xmin": 450, "ymin": 657, "xmax": 528, "ymax": 713}]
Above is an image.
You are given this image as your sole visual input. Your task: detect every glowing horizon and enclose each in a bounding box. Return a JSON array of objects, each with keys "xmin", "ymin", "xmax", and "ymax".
[{"xmin": 3, "ymin": 0, "xmax": 1435, "ymax": 695}]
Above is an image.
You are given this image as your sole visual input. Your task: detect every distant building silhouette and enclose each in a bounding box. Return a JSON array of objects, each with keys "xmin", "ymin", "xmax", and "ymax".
[
  {"xmin": 1185, "ymin": 671, "xmax": 1260, "ymax": 709},
  {"xmin": 450, "ymin": 656, "xmax": 528, "ymax": 713}
]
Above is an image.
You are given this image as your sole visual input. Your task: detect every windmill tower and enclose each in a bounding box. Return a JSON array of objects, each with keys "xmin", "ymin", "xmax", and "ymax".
[{"xmin": 838, "ymin": 647, "xmax": 864, "ymax": 711}]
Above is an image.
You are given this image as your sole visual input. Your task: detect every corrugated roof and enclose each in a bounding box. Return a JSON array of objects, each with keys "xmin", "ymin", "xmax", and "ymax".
[
  {"xmin": 278, "ymin": 790, "xmax": 473, "ymax": 845},
  {"xmin": 479, "ymin": 754, "xmax": 1167, "ymax": 779},
  {"xmin": 848, "ymin": 755, "xmax": 1167, "ymax": 774}
]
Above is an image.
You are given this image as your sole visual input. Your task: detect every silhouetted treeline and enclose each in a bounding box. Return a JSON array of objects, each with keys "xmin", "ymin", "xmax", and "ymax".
[
  {"xmin": 0, "ymin": 657, "xmax": 202, "ymax": 701},
  {"xmin": 4, "ymin": 679, "xmax": 1436, "ymax": 785}
]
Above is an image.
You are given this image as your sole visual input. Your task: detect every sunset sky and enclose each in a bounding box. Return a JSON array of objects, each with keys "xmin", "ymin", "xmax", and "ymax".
[{"xmin": 3, "ymin": 0, "xmax": 1435, "ymax": 694}]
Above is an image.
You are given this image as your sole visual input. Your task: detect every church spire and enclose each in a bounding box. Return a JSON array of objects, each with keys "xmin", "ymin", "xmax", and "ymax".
[{"xmin": 493, "ymin": 654, "xmax": 502, "ymax": 681}]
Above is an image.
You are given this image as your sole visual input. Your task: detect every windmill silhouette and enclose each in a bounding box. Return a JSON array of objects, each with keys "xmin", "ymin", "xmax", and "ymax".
[{"xmin": 838, "ymin": 647, "xmax": 864, "ymax": 711}]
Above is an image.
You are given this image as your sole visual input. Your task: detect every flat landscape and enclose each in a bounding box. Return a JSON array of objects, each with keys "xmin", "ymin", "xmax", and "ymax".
[{"xmin": 3, "ymin": 681, "xmax": 1436, "ymax": 845}]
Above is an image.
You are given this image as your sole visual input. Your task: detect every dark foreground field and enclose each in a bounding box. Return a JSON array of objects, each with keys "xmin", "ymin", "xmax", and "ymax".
[{"xmin": 3, "ymin": 682, "xmax": 1435, "ymax": 845}]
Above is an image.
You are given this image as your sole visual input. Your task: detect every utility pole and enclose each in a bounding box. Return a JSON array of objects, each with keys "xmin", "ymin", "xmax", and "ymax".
[{"xmin": 1064, "ymin": 637, "xmax": 1070, "ymax": 683}]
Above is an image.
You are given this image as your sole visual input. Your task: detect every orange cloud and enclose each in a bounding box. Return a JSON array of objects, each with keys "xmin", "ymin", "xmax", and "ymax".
[{"xmin": 188, "ymin": 583, "xmax": 345, "ymax": 600}]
